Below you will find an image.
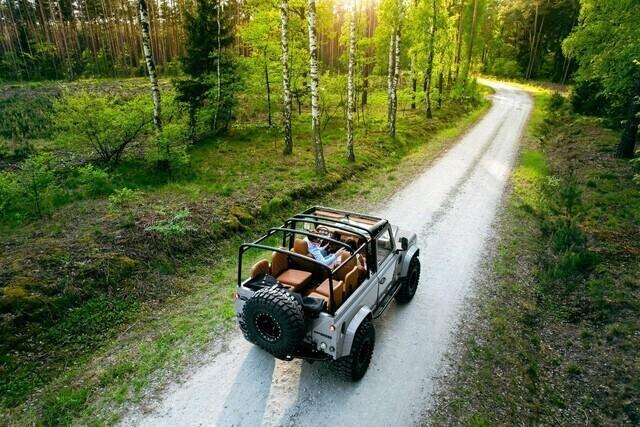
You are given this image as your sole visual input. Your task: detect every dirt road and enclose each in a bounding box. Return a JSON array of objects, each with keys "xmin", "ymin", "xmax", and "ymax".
[{"xmin": 124, "ymin": 81, "xmax": 532, "ymax": 426}]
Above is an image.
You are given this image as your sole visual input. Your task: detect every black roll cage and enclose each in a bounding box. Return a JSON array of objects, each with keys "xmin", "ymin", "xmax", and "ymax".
[{"xmin": 238, "ymin": 207, "xmax": 388, "ymax": 315}]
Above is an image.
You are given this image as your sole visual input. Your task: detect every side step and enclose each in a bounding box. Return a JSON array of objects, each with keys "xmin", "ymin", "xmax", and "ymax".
[{"xmin": 372, "ymin": 279, "xmax": 403, "ymax": 319}]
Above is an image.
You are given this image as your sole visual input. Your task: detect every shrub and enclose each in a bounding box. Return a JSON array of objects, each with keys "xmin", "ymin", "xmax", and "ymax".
[
  {"xmin": 488, "ymin": 58, "xmax": 523, "ymax": 79},
  {"xmin": 54, "ymin": 91, "xmax": 152, "ymax": 163},
  {"xmin": 16, "ymin": 153, "xmax": 60, "ymax": 218},
  {"xmin": 570, "ymin": 78, "xmax": 608, "ymax": 117},
  {"xmin": 548, "ymin": 92, "xmax": 566, "ymax": 111},
  {"xmin": 147, "ymin": 122, "xmax": 190, "ymax": 168},
  {"xmin": 0, "ymin": 171, "xmax": 21, "ymax": 222},
  {"xmin": 108, "ymin": 187, "xmax": 143, "ymax": 212},
  {"xmin": 75, "ymin": 164, "xmax": 112, "ymax": 197}
]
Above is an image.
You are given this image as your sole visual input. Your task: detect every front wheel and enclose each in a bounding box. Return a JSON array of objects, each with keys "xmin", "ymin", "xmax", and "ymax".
[
  {"xmin": 395, "ymin": 256, "xmax": 420, "ymax": 304},
  {"xmin": 332, "ymin": 319, "xmax": 375, "ymax": 381}
]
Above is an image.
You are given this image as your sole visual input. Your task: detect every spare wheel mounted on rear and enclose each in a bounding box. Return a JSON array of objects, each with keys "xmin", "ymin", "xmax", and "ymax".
[{"xmin": 240, "ymin": 286, "xmax": 306, "ymax": 358}]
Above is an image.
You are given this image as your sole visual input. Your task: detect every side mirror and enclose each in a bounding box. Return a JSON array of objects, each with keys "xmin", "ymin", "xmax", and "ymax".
[{"xmin": 399, "ymin": 237, "xmax": 409, "ymax": 251}]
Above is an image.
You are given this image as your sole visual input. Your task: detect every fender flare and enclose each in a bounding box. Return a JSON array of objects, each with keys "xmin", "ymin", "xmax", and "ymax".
[
  {"xmin": 342, "ymin": 307, "xmax": 373, "ymax": 356},
  {"xmin": 399, "ymin": 246, "xmax": 420, "ymax": 278}
]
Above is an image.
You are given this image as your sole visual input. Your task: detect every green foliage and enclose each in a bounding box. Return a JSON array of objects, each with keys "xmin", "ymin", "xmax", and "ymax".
[
  {"xmin": 108, "ymin": 187, "xmax": 143, "ymax": 212},
  {"xmin": 174, "ymin": 0, "xmax": 240, "ymax": 137},
  {"xmin": 0, "ymin": 93, "xmax": 57, "ymax": 141},
  {"xmin": 148, "ymin": 122, "xmax": 190, "ymax": 168},
  {"xmin": 75, "ymin": 164, "xmax": 112, "ymax": 197},
  {"xmin": 16, "ymin": 153, "xmax": 59, "ymax": 218},
  {"xmin": 145, "ymin": 208, "xmax": 194, "ymax": 237},
  {"xmin": 54, "ymin": 91, "xmax": 152, "ymax": 163},
  {"xmin": 487, "ymin": 58, "xmax": 522, "ymax": 78},
  {"xmin": 570, "ymin": 78, "xmax": 608, "ymax": 117},
  {"xmin": 563, "ymin": 0, "xmax": 640, "ymax": 119}
]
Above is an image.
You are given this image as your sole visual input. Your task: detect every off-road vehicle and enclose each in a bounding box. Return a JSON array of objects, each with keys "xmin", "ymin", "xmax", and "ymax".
[{"xmin": 234, "ymin": 206, "xmax": 420, "ymax": 380}]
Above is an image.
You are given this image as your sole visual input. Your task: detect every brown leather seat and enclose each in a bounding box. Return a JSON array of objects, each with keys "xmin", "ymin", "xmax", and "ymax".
[
  {"xmin": 293, "ymin": 238, "xmax": 310, "ymax": 256},
  {"xmin": 308, "ymin": 278, "xmax": 345, "ymax": 311},
  {"xmin": 277, "ymin": 269, "xmax": 312, "ymax": 291},
  {"xmin": 271, "ymin": 250, "xmax": 288, "ymax": 277},
  {"xmin": 271, "ymin": 250, "xmax": 312, "ymax": 291},
  {"xmin": 334, "ymin": 252, "xmax": 357, "ymax": 281},
  {"xmin": 343, "ymin": 266, "xmax": 359, "ymax": 296},
  {"xmin": 251, "ymin": 259, "xmax": 270, "ymax": 278}
]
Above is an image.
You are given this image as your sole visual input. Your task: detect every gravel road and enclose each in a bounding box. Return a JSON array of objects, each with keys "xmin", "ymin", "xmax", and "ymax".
[{"xmin": 123, "ymin": 81, "xmax": 532, "ymax": 427}]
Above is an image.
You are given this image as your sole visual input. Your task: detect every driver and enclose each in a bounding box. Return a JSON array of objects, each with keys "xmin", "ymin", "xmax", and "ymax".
[{"xmin": 305, "ymin": 235, "xmax": 344, "ymax": 267}]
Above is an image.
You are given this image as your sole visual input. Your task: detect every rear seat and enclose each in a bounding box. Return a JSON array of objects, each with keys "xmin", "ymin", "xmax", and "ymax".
[{"xmin": 271, "ymin": 250, "xmax": 312, "ymax": 291}]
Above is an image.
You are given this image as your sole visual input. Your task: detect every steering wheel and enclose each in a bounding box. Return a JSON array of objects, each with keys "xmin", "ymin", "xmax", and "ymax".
[{"xmin": 315, "ymin": 226, "xmax": 332, "ymax": 237}]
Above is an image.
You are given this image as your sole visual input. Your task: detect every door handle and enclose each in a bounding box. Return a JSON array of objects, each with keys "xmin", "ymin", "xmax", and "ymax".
[{"xmin": 379, "ymin": 277, "xmax": 386, "ymax": 284}]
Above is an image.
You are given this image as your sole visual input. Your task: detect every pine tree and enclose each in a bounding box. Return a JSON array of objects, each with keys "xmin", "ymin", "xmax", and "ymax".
[{"xmin": 174, "ymin": 0, "xmax": 238, "ymax": 138}]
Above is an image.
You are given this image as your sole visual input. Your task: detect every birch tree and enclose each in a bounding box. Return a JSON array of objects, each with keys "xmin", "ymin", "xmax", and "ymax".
[
  {"xmin": 346, "ymin": 0, "xmax": 356, "ymax": 162},
  {"xmin": 388, "ymin": 25, "xmax": 401, "ymax": 138},
  {"xmin": 138, "ymin": 0, "xmax": 162, "ymax": 134},
  {"xmin": 424, "ymin": 0, "xmax": 437, "ymax": 119},
  {"xmin": 307, "ymin": 0, "xmax": 327, "ymax": 175},
  {"xmin": 281, "ymin": 0, "xmax": 294, "ymax": 155}
]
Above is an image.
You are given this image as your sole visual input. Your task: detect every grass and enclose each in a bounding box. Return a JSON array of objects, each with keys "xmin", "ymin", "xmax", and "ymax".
[
  {"xmin": 0, "ymin": 77, "xmax": 491, "ymax": 425},
  {"xmin": 428, "ymin": 85, "xmax": 640, "ymax": 424}
]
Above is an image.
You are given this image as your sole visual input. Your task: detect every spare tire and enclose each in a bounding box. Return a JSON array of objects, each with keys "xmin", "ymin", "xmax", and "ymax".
[{"xmin": 240, "ymin": 287, "xmax": 305, "ymax": 358}]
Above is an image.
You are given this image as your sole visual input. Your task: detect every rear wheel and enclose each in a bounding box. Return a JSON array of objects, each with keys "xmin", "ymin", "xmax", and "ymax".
[
  {"xmin": 395, "ymin": 256, "xmax": 420, "ymax": 304},
  {"xmin": 332, "ymin": 319, "xmax": 375, "ymax": 381}
]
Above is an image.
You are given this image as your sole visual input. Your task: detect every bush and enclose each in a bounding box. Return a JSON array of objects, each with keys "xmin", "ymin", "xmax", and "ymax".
[
  {"xmin": 0, "ymin": 93, "xmax": 57, "ymax": 141},
  {"xmin": 0, "ymin": 171, "xmax": 21, "ymax": 222},
  {"xmin": 488, "ymin": 58, "xmax": 523, "ymax": 79},
  {"xmin": 570, "ymin": 78, "xmax": 608, "ymax": 117},
  {"xmin": 16, "ymin": 153, "xmax": 60, "ymax": 218},
  {"xmin": 148, "ymin": 122, "xmax": 190, "ymax": 168},
  {"xmin": 108, "ymin": 187, "xmax": 143, "ymax": 212},
  {"xmin": 548, "ymin": 92, "xmax": 566, "ymax": 112},
  {"xmin": 75, "ymin": 164, "xmax": 112, "ymax": 197},
  {"xmin": 54, "ymin": 91, "xmax": 152, "ymax": 163}
]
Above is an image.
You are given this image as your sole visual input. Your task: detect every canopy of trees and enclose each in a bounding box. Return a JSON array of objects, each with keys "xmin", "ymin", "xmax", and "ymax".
[{"xmin": 0, "ymin": 0, "xmax": 637, "ymax": 159}]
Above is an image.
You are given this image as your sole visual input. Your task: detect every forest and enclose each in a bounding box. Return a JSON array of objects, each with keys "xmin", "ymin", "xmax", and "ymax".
[{"xmin": 0, "ymin": 0, "xmax": 639, "ymax": 425}]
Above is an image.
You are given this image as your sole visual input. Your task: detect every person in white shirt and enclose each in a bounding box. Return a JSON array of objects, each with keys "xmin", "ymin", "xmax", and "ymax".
[{"xmin": 305, "ymin": 236, "xmax": 344, "ymax": 267}]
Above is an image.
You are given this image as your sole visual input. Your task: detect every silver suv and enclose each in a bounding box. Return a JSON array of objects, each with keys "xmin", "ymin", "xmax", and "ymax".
[{"xmin": 234, "ymin": 206, "xmax": 420, "ymax": 380}]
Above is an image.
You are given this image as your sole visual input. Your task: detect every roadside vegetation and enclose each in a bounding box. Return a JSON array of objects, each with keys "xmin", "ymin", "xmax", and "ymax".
[
  {"xmin": 0, "ymin": 74, "xmax": 489, "ymax": 426},
  {"xmin": 1, "ymin": 0, "xmax": 638, "ymax": 425},
  {"xmin": 427, "ymin": 86, "xmax": 640, "ymax": 425}
]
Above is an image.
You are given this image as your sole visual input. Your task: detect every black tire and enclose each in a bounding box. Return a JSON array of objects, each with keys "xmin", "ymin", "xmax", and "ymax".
[
  {"xmin": 395, "ymin": 255, "xmax": 420, "ymax": 304},
  {"xmin": 241, "ymin": 287, "xmax": 305, "ymax": 358},
  {"xmin": 332, "ymin": 319, "xmax": 375, "ymax": 381}
]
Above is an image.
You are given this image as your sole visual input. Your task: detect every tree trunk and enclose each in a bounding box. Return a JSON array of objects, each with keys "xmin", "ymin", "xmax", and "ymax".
[
  {"xmin": 281, "ymin": 0, "xmax": 293, "ymax": 155},
  {"xmin": 617, "ymin": 80, "xmax": 640, "ymax": 159},
  {"xmin": 437, "ymin": 70, "xmax": 443, "ymax": 109},
  {"xmin": 525, "ymin": 3, "xmax": 539, "ymax": 80},
  {"xmin": 424, "ymin": 0, "xmax": 437, "ymax": 119},
  {"xmin": 463, "ymin": 0, "xmax": 478, "ymax": 84},
  {"xmin": 389, "ymin": 27, "xmax": 400, "ymax": 138},
  {"xmin": 387, "ymin": 28, "xmax": 396, "ymax": 126},
  {"xmin": 362, "ymin": 63, "xmax": 369, "ymax": 107},
  {"xmin": 307, "ymin": 0, "xmax": 327, "ymax": 175},
  {"xmin": 346, "ymin": 3, "xmax": 356, "ymax": 162},
  {"xmin": 411, "ymin": 54, "xmax": 417, "ymax": 109},
  {"xmin": 264, "ymin": 55, "xmax": 272, "ymax": 128},
  {"xmin": 213, "ymin": 0, "xmax": 222, "ymax": 131},
  {"xmin": 138, "ymin": 0, "xmax": 162, "ymax": 135},
  {"xmin": 454, "ymin": 0, "xmax": 465, "ymax": 83}
]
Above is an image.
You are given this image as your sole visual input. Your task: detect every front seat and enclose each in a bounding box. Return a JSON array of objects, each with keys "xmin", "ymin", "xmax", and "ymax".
[{"xmin": 293, "ymin": 238, "xmax": 310, "ymax": 256}]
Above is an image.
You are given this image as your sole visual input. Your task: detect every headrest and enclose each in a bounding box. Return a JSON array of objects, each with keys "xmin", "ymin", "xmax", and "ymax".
[
  {"xmin": 293, "ymin": 238, "xmax": 309, "ymax": 255},
  {"xmin": 251, "ymin": 259, "xmax": 270, "ymax": 278}
]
